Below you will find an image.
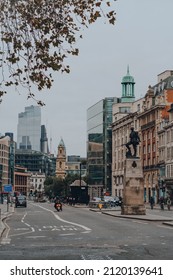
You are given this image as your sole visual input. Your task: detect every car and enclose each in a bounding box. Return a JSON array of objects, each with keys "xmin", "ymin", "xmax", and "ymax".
[{"xmin": 15, "ymin": 195, "xmax": 27, "ymax": 208}]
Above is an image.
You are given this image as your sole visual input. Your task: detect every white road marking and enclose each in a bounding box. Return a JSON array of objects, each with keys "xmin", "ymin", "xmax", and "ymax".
[
  {"xmin": 59, "ymin": 233, "xmax": 76, "ymax": 236},
  {"xmin": 9, "ymin": 212, "xmax": 35, "ymax": 238},
  {"xmin": 1, "ymin": 238, "xmax": 11, "ymax": 245},
  {"xmin": 26, "ymin": 236, "xmax": 46, "ymax": 239},
  {"xmin": 14, "ymin": 228, "xmax": 29, "ymax": 231},
  {"xmin": 133, "ymin": 220, "xmax": 148, "ymax": 224},
  {"xmin": 33, "ymin": 204, "xmax": 92, "ymax": 232}
]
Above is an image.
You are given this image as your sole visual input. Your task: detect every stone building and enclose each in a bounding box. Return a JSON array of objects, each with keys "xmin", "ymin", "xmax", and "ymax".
[
  {"xmin": 14, "ymin": 166, "xmax": 31, "ymax": 196},
  {"xmin": 139, "ymin": 71, "xmax": 173, "ymax": 203},
  {"xmin": 158, "ymin": 103, "xmax": 173, "ymax": 203},
  {"xmin": 112, "ymin": 70, "xmax": 173, "ymax": 203},
  {"xmin": 112, "ymin": 67, "xmax": 143, "ymax": 197},
  {"xmin": 112, "ymin": 98, "xmax": 144, "ymax": 197},
  {"xmin": 0, "ymin": 135, "xmax": 10, "ymax": 190}
]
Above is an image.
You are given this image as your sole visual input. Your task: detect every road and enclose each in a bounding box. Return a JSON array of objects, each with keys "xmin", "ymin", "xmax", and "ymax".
[{"xmin": 0, "ymin": 201, "xmax": 173, "ymax": 259}]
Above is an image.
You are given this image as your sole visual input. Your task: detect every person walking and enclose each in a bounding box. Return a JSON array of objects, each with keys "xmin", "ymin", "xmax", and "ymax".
[
  {"xmin": 159, "ymin": 196, "xmax": 164, "ymax": 210},
  {"xmin": 150, "ymin": 196, "xmax": 154, "ymax": 210},
  {"xmin": 167, "ymin": 197, "xmax": 171, "ymax": 211}
]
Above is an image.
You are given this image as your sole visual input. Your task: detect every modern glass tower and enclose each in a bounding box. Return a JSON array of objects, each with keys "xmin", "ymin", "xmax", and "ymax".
[
  {"xmin": 17, "ymin": 105, "xmax": 41, "ymax": 151},
  {"xmin": 87, "ymin": 97, "xmax": 120, "ymax": 195}
]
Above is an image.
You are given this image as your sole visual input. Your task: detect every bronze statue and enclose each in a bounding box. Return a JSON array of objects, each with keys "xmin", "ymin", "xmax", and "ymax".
[{"xmin": 126, "ymin": 127, "xmax": 140, "ymax": 157}]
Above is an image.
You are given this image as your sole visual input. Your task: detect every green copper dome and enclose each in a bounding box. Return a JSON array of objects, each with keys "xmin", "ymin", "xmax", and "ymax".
[
  {"xmin": 121, "ymin": 66, "xmax": 135, "ymax": 103},
  {"xmin": 121, "ymin": 65, "xmax": 135, "ymax": 84}
]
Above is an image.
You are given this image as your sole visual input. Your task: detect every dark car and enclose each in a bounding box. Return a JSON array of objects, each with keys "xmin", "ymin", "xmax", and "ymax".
[{"xmin": 15, "ymin": 195, "xmax": 27, "ymax": 208}]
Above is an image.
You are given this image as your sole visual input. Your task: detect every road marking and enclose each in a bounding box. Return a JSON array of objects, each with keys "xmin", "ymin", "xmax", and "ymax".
[
  {"xmin": 38, "ymin": 225, "xmax": 78, "ymax": 232},
  {"xmin": 133, "ymin": 221, "xmax": 148, "ymax": 224},
  {"xmin": 33, "ymin": 204, "xmax": 92, "ymax": 232},
  {"xmin": 14, "ymin": 228, "xmax": 29, "ymax": 231},
  {"xmin": 59, "ymin": 233, "xmax": 76, "ymax": 236},
  {"xmin": 25, "ymin": 236, "xmax": 46, "ymax": 239},
  {"xmin": 157, "ymin": 225, "xmax": 173, "ymax": 230},
  {"xmin": 1, "ymin": 238, "xmax": 11, "ymax": 245},
  {"xmin": 8, "ymin": 213, "xmax": 35, "ymax": 238}
]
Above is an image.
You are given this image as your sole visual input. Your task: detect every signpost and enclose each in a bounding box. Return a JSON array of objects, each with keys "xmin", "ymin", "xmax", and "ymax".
[
  {"xmin": 3, "ymin": 185, "xmax": 13, "ymax": 212},
  {"xmin": 3, "ymin": 185, "xmax": 13, "ymax": 193}
]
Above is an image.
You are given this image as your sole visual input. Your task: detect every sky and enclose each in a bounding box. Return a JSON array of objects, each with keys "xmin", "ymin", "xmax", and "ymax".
[{"xmin": 0, "ymin": 0, "xmax": 173, "ymax": 157}]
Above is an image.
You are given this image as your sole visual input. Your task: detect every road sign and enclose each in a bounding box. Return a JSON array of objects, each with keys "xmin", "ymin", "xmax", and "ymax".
[{"xmin": 3, "ymin": 185, "xmax": 13, "ymax": 192}]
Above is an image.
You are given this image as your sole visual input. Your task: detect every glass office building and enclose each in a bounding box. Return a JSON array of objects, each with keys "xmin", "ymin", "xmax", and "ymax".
[
  {"xmin": 87, "ymin": 97, "xmax": 119, "ymax": 195},
  {"xmin": 17, "ymin": 106, "xmax": 41, "ymax": 151}
]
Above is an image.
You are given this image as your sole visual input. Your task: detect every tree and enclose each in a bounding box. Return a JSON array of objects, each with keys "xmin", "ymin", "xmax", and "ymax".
[{"xmin": 0, "ymin": 0, "xmax": 116, "ymax": 104}]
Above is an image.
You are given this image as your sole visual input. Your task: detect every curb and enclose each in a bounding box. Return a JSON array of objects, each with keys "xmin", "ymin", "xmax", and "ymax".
[
  {"xmin": 101, "ymin": 211, "xmax": 173, "ymax": 222},
  {"xmin": 162, "ymin": 222, "xmax": 173, "ymax": 227}
]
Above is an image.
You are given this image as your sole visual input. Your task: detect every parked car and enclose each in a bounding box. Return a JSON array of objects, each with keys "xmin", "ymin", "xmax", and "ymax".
[{"xmin": 15, "ymin": 195, "xmax": 27, "ymax": 208}]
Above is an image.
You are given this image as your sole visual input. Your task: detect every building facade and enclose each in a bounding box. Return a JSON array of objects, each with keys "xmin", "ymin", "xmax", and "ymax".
[
  {"xmin": 112, "ymin": 98, "xmax": 144, "ymax": 197},
  {"xmin": 112, "ymin": 68, "xmax": 138, "ymax": 197},
  {"xmin": 139, "ymin": 71, "xmax": 173, "ymax": 203},
  {"xmin": 17, "ymin": 105, "xmax": 41, "ymax": 151},
  {"xmin": 112, "ymin": 70, "xmax": 173, "ymax": 203},
  {"xmin": 40, "ymin": 125, "xmax": 49, "ymax": 154},
  {"xmin": 30, "ymin": 172, "xmax": 46, "ymax": 194},
  {"xmin": 0, "ymin": 135, "xmax": 10, "ymax": 190},
  {"xmin": 66, "ymin": 156, "xmax": 87, "ymax": 178},
  {"xmin": 14, "ymin": 166, "xmax": 31, "ymax": 196},
  {"xmin": 165, "ymin": 105, "xmax": 173, "ymax": 202},
  {"xmin": 87, "ymin": 97, "xmax": 120, "ymax": 195},
  {"xmin": 15, "ymin": 149, "xmax": 55, "ymax": 176}
]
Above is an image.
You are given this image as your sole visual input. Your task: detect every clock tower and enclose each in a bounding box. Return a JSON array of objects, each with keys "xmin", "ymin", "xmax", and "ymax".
[{"xmin": 55, "ymin": 138, "xmax": 66, "ymax": 179}]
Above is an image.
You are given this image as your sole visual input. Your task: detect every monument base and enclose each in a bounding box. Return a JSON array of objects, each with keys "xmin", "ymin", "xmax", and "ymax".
[
  {"xmin": 121, "ymin": 205, "xmax": 146, "ymax": 215},
  {"xmin": 121, "ymin": 158, "xmax": 146, "ymax": 215}
]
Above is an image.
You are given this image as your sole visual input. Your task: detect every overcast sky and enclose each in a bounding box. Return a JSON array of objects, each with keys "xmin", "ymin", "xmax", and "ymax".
[{"xmin": 0, "ymin": 0, "xmax": 173, "ymax": 157}]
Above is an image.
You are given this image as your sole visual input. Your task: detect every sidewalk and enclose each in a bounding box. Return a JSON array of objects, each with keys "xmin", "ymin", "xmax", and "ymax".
[
  {"xmin": 89, "ymin": 204, "xmax": 173, "ymax": 227},
  {"xmin": 0, "ymin": 203, "xmax": 14, "ymax": 237}
]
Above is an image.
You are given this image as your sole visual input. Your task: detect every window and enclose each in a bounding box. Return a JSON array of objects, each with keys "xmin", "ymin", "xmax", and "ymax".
[{"xmin": 119, "ymin": 107, "xmax": 131, "ymax": 113}]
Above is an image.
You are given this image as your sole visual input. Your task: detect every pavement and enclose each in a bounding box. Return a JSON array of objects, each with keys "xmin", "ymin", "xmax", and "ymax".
[
  {"xmin": 0, "ymin": 202, "xmax": 173, "ymax": 239},
  {"xmin": 89, "ymin": 205, "xmax": 173, "ymax": 227}
]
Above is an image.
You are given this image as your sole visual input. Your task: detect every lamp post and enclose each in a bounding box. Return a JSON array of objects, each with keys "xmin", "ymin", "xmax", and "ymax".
[{"xmin": 79, "ymin": 162, "xmax": 82, "ymax": 188}]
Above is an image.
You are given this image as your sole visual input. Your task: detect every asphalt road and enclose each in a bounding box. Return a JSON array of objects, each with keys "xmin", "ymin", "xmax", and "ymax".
[{"xmin": 0, "ymin": 201, "xmax": 173, "ymax": 260}]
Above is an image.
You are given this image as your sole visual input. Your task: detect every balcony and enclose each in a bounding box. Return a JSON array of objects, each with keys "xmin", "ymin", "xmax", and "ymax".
[
  {"xmin": 143, "ymin": 164, "xmax": 158, "ymax": 170},
  {"xmin": 141, "ymin": 120, "xmax": 155, "ymax": 131}
]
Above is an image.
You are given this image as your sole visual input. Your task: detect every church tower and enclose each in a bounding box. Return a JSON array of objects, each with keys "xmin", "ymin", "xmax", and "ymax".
[
  {"xmin": 121, "ymin": 66, "xmax": 135, "ymax": 103},
  {"xmin": 55, "ymin": 138, "xmax": 66, "ymax": 179}
]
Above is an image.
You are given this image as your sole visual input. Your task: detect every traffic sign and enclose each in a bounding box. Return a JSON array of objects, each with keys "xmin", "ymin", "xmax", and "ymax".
[{"xmin": 3, "ymin": 185, "xmax": 13, "ymax": 192}]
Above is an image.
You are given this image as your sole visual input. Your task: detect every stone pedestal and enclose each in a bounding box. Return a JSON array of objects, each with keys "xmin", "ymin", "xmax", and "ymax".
[{"xmin": 121, "ymin": 158, "xmax": 146, "ymax": 215}]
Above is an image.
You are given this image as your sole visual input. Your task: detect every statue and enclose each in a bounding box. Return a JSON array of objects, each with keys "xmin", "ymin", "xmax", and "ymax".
[{"xmin": 126, "ymin": 127, "xmax": 140, "ymax": 157}]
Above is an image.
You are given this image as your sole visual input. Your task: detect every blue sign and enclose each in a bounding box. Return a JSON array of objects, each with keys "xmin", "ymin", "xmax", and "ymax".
[{"xmin": 3, "ymin": 185, "xmax": 13, "ymax": 192}]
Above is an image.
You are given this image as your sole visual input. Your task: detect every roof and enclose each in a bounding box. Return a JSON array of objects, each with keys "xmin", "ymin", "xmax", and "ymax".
[
  {"xmin": 121, "ymin": 65, "xmax": 135, "ymax": 84},
  {"xmin": 70, "ymin": 180, "xmax": 87, "ymax": 186},
  {"xmin": 58, "ymin": 138, "xmax": 65, "ymax": 148}
]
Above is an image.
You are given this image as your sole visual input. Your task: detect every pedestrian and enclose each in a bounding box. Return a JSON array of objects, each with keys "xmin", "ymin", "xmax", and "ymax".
[
  {"xmin": 150, "ymin": 196, "xmax": 154, "ymax": 210},
  {"xmin": 167, "ymin": 197, "xmax": 171, "ymax": 211},
  {"xmin": 159, "ymin": 197, "xmax": 164, "ymax": 210}
]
